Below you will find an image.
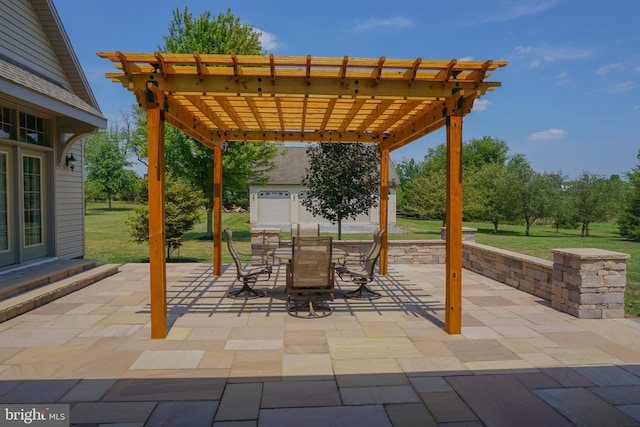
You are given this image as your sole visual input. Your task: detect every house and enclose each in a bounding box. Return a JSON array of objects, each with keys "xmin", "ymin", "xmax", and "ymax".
[
  {"xmin": 0, "ymin": 0, "xmax": 106, "ymax": 269},
  {"xmin": 249, "ymin": 146, "xmax": 398, "ymax": 229}
]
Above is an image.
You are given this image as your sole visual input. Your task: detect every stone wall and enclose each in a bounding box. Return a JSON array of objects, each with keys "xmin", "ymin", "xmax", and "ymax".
[
  {"xmin": 462, "ymin": 242, "xmax": 554, "ymax": 301},
  {"xmin": 250, "ymin": 228, "xmax": 630, "ymax": 318}
]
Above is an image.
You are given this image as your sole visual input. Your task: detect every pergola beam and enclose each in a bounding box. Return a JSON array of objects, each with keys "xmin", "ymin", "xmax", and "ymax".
[{"xmin": 113, "ymin": 73, "xmax": 501, "ymax": 101}]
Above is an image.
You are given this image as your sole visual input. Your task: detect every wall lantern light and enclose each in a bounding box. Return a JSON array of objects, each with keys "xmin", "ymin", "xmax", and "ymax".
[{"xmin": 65, "ymin": 153, "xmax": 76, "ymax": 171}]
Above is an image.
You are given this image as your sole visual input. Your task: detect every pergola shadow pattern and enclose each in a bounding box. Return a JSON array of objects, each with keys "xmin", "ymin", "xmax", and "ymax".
[{"xmin": 138, "ymin": 265, "xmax": 445, "ymax": 325}]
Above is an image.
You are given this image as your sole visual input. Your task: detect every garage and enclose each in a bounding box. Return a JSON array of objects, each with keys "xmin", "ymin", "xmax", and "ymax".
[{"xmin": 257, "ymin": 190, "xmax": 291, "ymax": 224}]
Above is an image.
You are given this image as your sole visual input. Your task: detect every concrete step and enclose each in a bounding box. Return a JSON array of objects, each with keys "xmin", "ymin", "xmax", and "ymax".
[
  {"xmin": 0, "ymin": 263, "xmax": 120, "ymax": 322},
  {"xmin": 0, "ymin": 258, "xmax": 97, "ymax": 300}
]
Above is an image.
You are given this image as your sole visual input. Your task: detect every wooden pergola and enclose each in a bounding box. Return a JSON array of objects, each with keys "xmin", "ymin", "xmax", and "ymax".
[{"xmin": 98, "ymin": 52, "xmax": 507, "ymax": 338}]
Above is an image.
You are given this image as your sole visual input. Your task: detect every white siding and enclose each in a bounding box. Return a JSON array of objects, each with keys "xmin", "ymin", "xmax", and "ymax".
[
  {"xmin": 0, "ymin": 0, "xmax": 68, "ymax": 87},
  {"xmin": 250, "ymin": 184, "xmax": 397, "ymax": 226},
  {"xmin": 54, "ymin": 139, "xmax": 84, "ymax": 258}
]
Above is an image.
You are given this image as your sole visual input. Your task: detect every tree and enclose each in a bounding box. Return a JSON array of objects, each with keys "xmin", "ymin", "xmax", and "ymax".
[
  {"xmin": 409, "ymin": 171, "xmax": 447, "ymax": 224},
  {"xmin": 567, "ymin": 171, "xmax": 617, "ymax": 237},
  {"xmin": 394, "ymin": 158, "xmax": 422, "ymax": 213},
  {"xmin": 399, "ymin": 136, "xmax": 511, "ymax": 219},
  {"xmin": 619, "ymin": 155, "xmax": 640, "ymax": 240},
  {"xmin": 145, "ymin": 7, "xmax": 280, "ymax": 236},
  {"xmin": 161, "ymin": 7, "xmax": 262, "ymax": 55},
  {"xmin": 419, "ymin": 136, "xmax": 509, "ymax": 174},
  {"xmin": 465, "ymin": 163, "xmax": 507, "ymax": 232},
  {"xmin": 301, "ymin": 143, "xmax": 380, "ymax": 239},
  {"xmin": 126, "ymin": 177, "xmax": 207, "ymax": 261},
  {"xmin": 502, "ymin": 155, "xmax": 559, "ymax": 236},
  {"xmin": 463, "ymin": 136, "xmax": 509, "ymax": 169},
  {"xmin": 84, "ymin": 128, "xmax": 135, "ymax": 209}
]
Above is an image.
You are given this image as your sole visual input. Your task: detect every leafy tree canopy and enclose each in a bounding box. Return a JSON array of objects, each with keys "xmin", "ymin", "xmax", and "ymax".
[
  {"xmin": 84, "ymin": 128, "xmax": 136, "ymax": 209},
  {"xmin": 302, "ymin": 144, "xmax": 380, "ymax": 239}
]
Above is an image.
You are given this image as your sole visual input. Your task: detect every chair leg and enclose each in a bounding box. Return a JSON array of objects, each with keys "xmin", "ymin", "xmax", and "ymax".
[
  {"xmin": 344, "ymin": 280, "xmax": 381, "ymax": 300},
  {"xmin": 286, "ymin": 295, "xmax": 332, "ymax": 318},
  {"xmin": 227, "ymin": 278, "xmax": 266, "ymax": 299}
]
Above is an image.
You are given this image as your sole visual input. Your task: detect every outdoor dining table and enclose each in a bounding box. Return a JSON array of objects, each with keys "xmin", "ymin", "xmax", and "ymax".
[{"xmin": 269, "ymin": 247, "xmax": 348, "ymax": 262}]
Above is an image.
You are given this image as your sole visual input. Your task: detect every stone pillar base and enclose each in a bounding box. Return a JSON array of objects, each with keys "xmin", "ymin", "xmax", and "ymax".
[{"xmin": 551, "ymin": 248, "xmax": 629, "ymax": 318}]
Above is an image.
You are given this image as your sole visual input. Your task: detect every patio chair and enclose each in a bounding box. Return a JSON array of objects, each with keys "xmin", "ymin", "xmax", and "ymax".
[
  {"xmin": 291, "ymin": 222, "xmax": 320, "ymax": 238},
  {"xmin": 336, "ymin": 228, "xmax": 386, "ymax": 299},
  {"xmin": 225, "ymin": 228, "xmax": 272, "ymax": 299},
  {"xmin": 286, "ymin": 236, "xmax": 335, "ymax": 318}
]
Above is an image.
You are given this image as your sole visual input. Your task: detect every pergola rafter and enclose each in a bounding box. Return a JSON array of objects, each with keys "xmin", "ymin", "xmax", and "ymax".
[{"xmin": 98, "ymin": 52, "xmax": 507, "ymax": 339}]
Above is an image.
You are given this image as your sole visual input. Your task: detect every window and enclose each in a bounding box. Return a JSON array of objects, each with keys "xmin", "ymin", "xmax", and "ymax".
[
  {"xmin": 0, "ymin": 152, "xmax": 7, "ymax": 251},
  {"xmin": 0, "ymin": 104, "xmax": 51, "ymax": 146},
  {"xmin": 19, "ymin": 113, "xmax": 48, "ymax": 146},
  {"xmin": 23, "ymin": 155, "xmax": 42, "ymax": 246},
  {"xmin": 0, "ymin": 106, "xmax": 15, "ymax": 140}
]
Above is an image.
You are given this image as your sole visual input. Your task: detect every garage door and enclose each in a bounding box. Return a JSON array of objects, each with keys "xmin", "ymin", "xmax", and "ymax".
[{"xmin": 257, "ymin": 191, "xmax": 291, "ymax": 224}]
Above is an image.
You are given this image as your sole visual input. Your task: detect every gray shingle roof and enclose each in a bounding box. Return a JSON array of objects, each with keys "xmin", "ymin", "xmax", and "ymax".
[
  {"xmin": 263, "ymin": 146, "xmax": 399, "ymax": 185},
  {"xmin": 0, "ymin": 58, "xmax": 103, "ymax": 120}
]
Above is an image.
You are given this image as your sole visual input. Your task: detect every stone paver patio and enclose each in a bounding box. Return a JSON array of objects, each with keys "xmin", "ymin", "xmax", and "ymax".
[{"xmin": 1, "ymin": 263, "xmax": 639, "ymax": 426}]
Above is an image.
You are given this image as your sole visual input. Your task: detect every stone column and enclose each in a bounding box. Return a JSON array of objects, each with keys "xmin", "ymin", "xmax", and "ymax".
[
  {"xmin": 551, "ymin": 248, "xmax": 630, "ymax": 318},
  {"xmin": 440, "ymin": 227, "xmax": 477, "ymax": 241},
  {"xmin": 251, "ymin": 228, "xmax": 281, "ymax": 265}
]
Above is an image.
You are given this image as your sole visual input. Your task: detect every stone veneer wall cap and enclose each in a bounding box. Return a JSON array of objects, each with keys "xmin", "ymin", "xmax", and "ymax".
[
  {"xmin": 551, "ymin": 248, "xmax": 630, "ymax": 260},
  {"xmin": 392, "ymin": 239, "xmax": 445, "ymax": 244},
  {"xmin": 464, "ymin": 241, "xmax": 554, "ymax": 268}
]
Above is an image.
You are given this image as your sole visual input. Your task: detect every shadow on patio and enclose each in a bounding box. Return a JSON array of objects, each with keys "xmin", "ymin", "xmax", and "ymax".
[{"xmin": 0, "ymin": 263, "xmax": 639, "ymax": 426}]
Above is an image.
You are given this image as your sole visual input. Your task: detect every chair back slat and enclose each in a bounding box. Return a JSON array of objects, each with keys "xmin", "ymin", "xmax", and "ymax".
[
  {"xmin": 224, "ymin": 228, "xmax": 245, "ymax": 276},
  {"xmin": 363, "ymin": 228, "xmax": 385, "ymax": 278}
]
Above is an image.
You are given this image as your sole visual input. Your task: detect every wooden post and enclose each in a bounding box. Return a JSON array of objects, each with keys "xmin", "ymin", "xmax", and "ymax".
[
  {"xmin": 445, "ymin": 113, "xmax": 463, "ymax": 334},
  {"xmin": 213, "ymin": 145, "xmax": 223, "ymax": 276},
  {"xmin": 147, "ymin": 101, "xmax": 167, "ymax": 339},
  {"xmin": 379, "ymin": 148, "xmax": 389, "ymax": 275}
]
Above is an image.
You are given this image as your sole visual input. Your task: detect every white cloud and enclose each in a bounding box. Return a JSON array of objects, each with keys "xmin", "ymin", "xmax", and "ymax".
[
  {"xmin": 354, "ymin": 16, "xmax": 415, "ymax": 32},
  {"xmin": 481, "ymin": 1, "xmax": 558, "ymax": 23},
  {"xmin": 607, "ymin": 80, "xmax": 636, "ymax": 93},
  {"xmin": 595, "ymin": 63, "xmax": 623, "ymax": 76},
  {"xmin": 473, "ymin": 99, "xmax": 491, "ymax": 111},
  {"xmin": 256, "ymin": 29, "xmax": 284, "ymax": 52},
  {"xmin": 515, "ymin": 44, "xmax": 592, "ymax": 68},
  {"xmin": 555, "ymin": 72, "xmax": 569, "ymax": 85},
  {"xmin": 528, "ymin": 128, "xmax": 566, "ymax": 140}
]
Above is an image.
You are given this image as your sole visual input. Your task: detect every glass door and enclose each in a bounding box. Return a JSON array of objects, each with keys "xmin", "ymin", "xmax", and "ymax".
[
  {"xmin": 22, "ymin": 152, "xmax": 47, "ymax": 260},
  {"xmin": 0, "ymin": 149, "xmax": 16, "ymax": 267}
]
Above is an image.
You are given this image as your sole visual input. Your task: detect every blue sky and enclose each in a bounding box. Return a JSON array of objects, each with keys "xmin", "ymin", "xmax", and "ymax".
[{"xmin": 54, "ymin": 0, "xmax": 640, "ymax": 179}]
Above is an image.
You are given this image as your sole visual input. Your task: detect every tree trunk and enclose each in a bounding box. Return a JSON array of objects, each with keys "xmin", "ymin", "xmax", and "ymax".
[
  {"xmin": 108, "ymin": 195, "xmax": 112, "ymax": 210},
  {"xmin": 492, "ymin": 220, "xmax": 499, "ymax": 233},
  {"xmin": 582, "ymin": 222, "xmax": 590, "ymax": 237},
  {"xmin": 337, "ymin": 219, "xmax": 342, "ymax": 240},
  {"xmin": 206, "ymin": 208, "xmax": 213, "ymax": 238}
]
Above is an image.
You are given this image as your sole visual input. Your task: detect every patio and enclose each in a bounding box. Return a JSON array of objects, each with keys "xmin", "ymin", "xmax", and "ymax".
[{"xmin": 1, "ymin": 263, "xmax": 639, "ymax": 426}]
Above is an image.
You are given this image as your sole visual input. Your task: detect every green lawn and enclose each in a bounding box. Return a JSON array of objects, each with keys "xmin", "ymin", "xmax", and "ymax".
[{"xmin": 85, "ymin": 202, "xmax": 638, "ymax": 316}]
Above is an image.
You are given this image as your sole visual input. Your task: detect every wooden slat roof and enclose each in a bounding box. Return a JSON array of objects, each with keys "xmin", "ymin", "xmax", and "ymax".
[{"xmin": 98, "ymin": 52, "xmax": 507, "ymax": 150}]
